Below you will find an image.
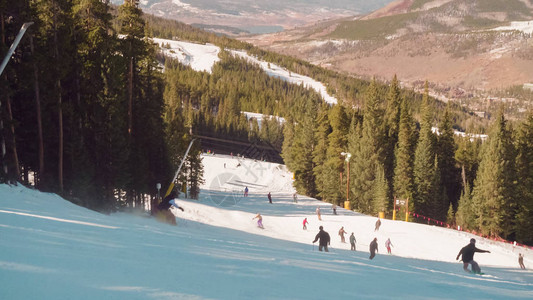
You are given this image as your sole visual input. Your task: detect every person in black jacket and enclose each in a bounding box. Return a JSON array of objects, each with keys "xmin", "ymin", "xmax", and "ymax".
[
  {"xmin": 456, "ymin": 238, "xmax": 490, "ymax": 274},
  {"xmin": 369, "ymin": 238, "xmax": 378, "ymax": 259},
  {"xmin": 155, "ymin": 191, "xmax": 184, "ymax": 225},
  {"xmin": 312, "ymin": 226, "xmax": 331, "ymax": 252}
]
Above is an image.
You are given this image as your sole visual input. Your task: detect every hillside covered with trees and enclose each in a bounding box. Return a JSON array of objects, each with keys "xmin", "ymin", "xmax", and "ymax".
[{"xmin": 1, "ymin": 1, "xmax": 532, "ymax": 244}]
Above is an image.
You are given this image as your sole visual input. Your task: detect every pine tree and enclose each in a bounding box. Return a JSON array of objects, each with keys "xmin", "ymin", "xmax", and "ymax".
[
  {"xmin": 413, "ymin": 82, "xmax": 437, "ymax": 217},
  {"xmin": 514, "ymin": 112, "xmax": 533, "ymax": 243},
  {"xmin": 393, "ymin": 98, "xmax": 416, "ymax": 215},
  {"xmin": 446, "ymin": 202, "xmax": 455, "ymax": 227},
  {"xmin": 456, "ymin": 182, "xmax": 474, "ymax": 230},
  {"xmin": 471, "ymin": 108, "xmax": 517, "ymax": 238},
  {"xmin": 312, "ymin": 106, "xmax": 331, "ymax": 200},
  {"xmin": 321, "ymin": 104, "xmax": 349, "ymax": 204},
  {"xmin": 383, "ymin": 75, "xmax": 402, "ymax": 200},
  {"xmin": 351, "ymin": 79, "xmax": 385, "ymax": 213},
  {"xmin": 373, "ymin": 163, "xmax": 389, "ymax": 215},
  {"xmin": 289, "ymin": 97, "xmax": 318, "ymax": 196},
  {"xmin": 346, "ymin": 112, "xmax": 362, "ymax": 208},
  {"xmin": 437, "ymin": 105, "xmax": 460, "ymax": 209}
]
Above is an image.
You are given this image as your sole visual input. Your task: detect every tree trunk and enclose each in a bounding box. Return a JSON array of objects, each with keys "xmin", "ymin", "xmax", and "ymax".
[
  {"xmin": 53, "ymin": 18, "xmax": 63, "ymax": 193},
  {"xmin": 30, "ymin": 35, "xmax": 44, "ymax": 187},
  {"xmin": 6, "ymin": 94, "xmax": 20, "ymax": 180},
  {"xmin": 0, "ymin": 13, "xmax": 7, "ymax": 180},
  {"xmin": 128, "ymin": 56, "xmax": 133, "ymax": 136}
]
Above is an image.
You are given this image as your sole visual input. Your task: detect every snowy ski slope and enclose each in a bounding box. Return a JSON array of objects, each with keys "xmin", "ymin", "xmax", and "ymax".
[{"xmin": 0, "ymin": 154, "xmax": 532, "ymax": 299}]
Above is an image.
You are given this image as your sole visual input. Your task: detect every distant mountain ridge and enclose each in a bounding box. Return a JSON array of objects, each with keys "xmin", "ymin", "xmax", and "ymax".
[
  {"xmin": 111, "ymin": 0, "xmax": 395, "ymax": 34},
  {"xmin": 241, "ymin": 0, "xmax": 533, "ymax": 116}
]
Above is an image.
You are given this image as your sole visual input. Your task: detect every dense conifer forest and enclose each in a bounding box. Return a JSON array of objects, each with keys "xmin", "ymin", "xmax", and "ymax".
[{"xmin": 1, "ymin": 1, "xmax": 531, "ymax": 244}]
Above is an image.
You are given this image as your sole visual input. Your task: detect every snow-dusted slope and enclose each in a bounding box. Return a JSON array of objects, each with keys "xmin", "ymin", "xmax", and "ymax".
[
  {"xmin": 152, "ymin": 37, "xmax": 220, "ymax": 73},
  {"xmin": 193, "ymin": 154, "xmax": 531, "ymax": 268},
  {"xmin": 1, "ymin": 154, "xmax": 532, "ymax": 299},
  {"xmin": 152, "ymin": 37, "xmax": 338, "ymax": 104}
]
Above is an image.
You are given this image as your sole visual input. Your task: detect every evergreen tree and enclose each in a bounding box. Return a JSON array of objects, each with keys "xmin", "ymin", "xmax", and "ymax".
[
  {"xmin": 515, "ymin": 112, "xmax": 533, "ymax": 243},
  {"xmin": 471, "ymin": 108, "xmax": 517, "ymax": 238},
  {"xmin": 321, "ymin": 104, "xmax": 349, "ymax": 204},
  {"xmin": 291, "ymin": 103, "xmax": 318, "ymax": 196},
  {"xmin": 312, "ymin": 106, "xmax": 331, "ymax": 200},
  {"xmin": 373, "ymin": 163, "xmax": 389, "ymax": 215},
  {"xmin": 383, "ymin": 75, "xmax": 402, "ymax": 200},
  {"xmin": 455, "ymin": 137, "xmax": 481, "ymax": 189},
  {"xmin": 346, "ymin": 112, "xmax": 362, "ymax": 208},
  {"xmin": 446, "ymin": 202, "xmax": 455, "ymax": 227},
  {"xmin": 351, "ymin": 79, "xmax": 385, "ymax": 213},
  {"xmin": 393, "ymin": 98, "xmax": 416, "ymax": 216},
  {"xmin": 437, "ymin": 105, "xmax": 460, "ymax": 209},
  {"xmin": 456, "ymin": 182, "xmax": 474, "ymax": 230},
  {"xmin": 413, "ymin": 82, "xmax": 437, "ymax": 218}
]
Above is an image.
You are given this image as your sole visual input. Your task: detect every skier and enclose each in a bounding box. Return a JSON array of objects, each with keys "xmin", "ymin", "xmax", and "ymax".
[
  {"xmin": 456, "ymin": 238, "xmax": 490, "ymax": 274},
  {"xmin": 350, "ymin": 233, "xmax": 356, "ymax": 251},
  {"xmin": 303, "ymin": 217, "xmax": 309, "ymax": 230},
  {"xmin": 312, "ymin": 226, "xmax": 331, "ymax": 252},
  {"xmin": 156, "ymin": 191, "xmax": 184, "ymax": 225},
  {"xmin": 267, "ymin": 192, "xmax": 272, "ymax": 204},
  {"xmin": 519, "ymin": 253, "xmax": 526, "ymax": 270},
  {"xmin": 338, "ymin": 226, "xmax": 347, "ymax": 243},
  {"xmin": 252, "ymin": 213, "xmax": 264, "ymax": 229},
  {"xmin": 369, "ymin": 238, "xmax": 378, "ymax": 259},
  {"xmin": 385, "ymin": 238, "xmax": 393, "ymax": 254},
  {"xmin": 244, "ymin": 186, "xmax": 249, "ymax": 197},
  {"xmin": 293, "ymin": 193, "xmax": 298, "ymax": 203},
  {"xmin": 375, "ymin": 218, "xmax": 381, "ymax": 231},
  {"xmin": 332, "ymin": 204, "xmax": 337, "ymax": 215},
  {"xmin": 316, "ymin": 207, "xmax": 322, "ymax": 221}
]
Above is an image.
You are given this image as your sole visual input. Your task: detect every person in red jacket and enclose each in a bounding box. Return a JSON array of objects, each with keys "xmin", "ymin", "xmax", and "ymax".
[
  {"xmin": 456, "ymin": 238, "xmax": 490, "ymax": 274},
  {"xmin": 303, "ymin": 218, "xmax": 309, "ymax": 230}
]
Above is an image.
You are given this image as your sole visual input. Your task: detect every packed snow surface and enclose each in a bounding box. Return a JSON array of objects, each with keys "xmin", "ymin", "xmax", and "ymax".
[{"xmin": 1, "ymin": 154, "xmax": 532, "ymax": 299}]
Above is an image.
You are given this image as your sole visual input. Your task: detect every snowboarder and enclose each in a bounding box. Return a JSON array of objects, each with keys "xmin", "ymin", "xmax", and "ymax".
[
  {"xmin": 519, "ymin": 253, "xmax": 526, "ymax": 270},
  {"xmin": 303, "ymin": 217, "xmax": 309, "ymax": 230},
  {"xmin": 375, "ymin": 218, "xmax": 381, "ymax": 231},
  {"xmin": 244, "ymin": 186, "xmax": 249, "ymax": 197},
  {"xmin": 252, "ymin": 213, "xmax": 264, "ymax": 229},
  {"xmin": 312, "ymin": 226, "xmax": 331, "ymax": 252},
  {"xmin": 456, "ymin": 238, "xmax": 490, "ymax": 274},
  {"xmin": 385, "ymin": 238, "xmax": 393, "ymax": 254},
  {"xmin": 332, "ymin": 204, "xmax": 337, "ymax": 215},
  {"xmin": 316, "ymin": 207, "xmax": 322, "ymax": 221},
  {"xmin": 338, "ymin": 226, "xmax": 347, "ymax": 243},
  {"xmin": 156, "ymin": 191, "xmax": 184, "ymax": 225},
  {"xmin": 267, "ymin": 192, "xmax": 272, "ymax": 204},
  {"xmin": 350, "ymin": 233, "xmax": 356, "ymax": 251},
  {"xmin": 369, "ymin": 237, "xmax": 378, "ymax": 259},
  {"xmin": 293, "ymin": 193, "xmax": 298, "ymax": 203}
]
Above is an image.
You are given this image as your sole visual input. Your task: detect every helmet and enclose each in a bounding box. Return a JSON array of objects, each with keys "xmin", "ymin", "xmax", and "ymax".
[{"xmin": 470, "ymin": 238, "xmax": 476, "ymax": 244}]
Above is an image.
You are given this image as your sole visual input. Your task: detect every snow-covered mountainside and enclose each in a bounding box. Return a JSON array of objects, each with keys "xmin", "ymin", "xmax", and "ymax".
[
  {"xmin": 1, "ymin": 154, "xmax": 532, "ymax": 299},
  {"xmin": 153, "ymin": 37, "xmax": 338, "ymax": 104}
]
